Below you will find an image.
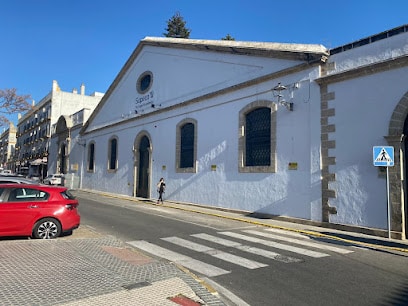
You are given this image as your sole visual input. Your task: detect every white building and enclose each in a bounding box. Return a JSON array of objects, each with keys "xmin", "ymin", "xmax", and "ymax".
[
  {"xmin": 0, "ymin": 123, "xmax": 17, "ymax": 171},
  {"xmin": 15, "ymin": 80, "xmax": 104, "ymax": 179},
  {"xmin": 48, "ymin": 108, "xmax": 95, "ymax": 188},
  {"xmin": 61, "ymin": 25, "xmax": 408, "ymax": 239}
]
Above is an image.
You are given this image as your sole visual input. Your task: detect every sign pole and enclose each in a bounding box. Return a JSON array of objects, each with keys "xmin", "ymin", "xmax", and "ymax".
[
  {"xmin": 386, "ymin": 167, "xmax": 391, "ymax": 239},
  {"xmin": 373, "ymin": 146, "xmax": 394, "ymax": 239}
]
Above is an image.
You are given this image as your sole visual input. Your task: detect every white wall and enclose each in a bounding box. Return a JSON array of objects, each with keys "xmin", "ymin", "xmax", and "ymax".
[
  {"xmin": 48, "ymin": 125, "xmax": 85, "ymax": 188},
  {"xmin": 327, "ymin": 67, "xmax": 408, "ymax": 229},
  {"xmin": 69, "ymin": 32, "xmax": 408, "ymax": 231},
  {"xmin": 81, "ymin": 65, "xmax": 323, "ymax": 221},
  {"xmin": 51, "ymin": 91, "xmax": 102, "ymax": 127},
  {"xmin": 87, "ymin": 46, "xmax": 304, "ymax": 132},
  {"xmin": 325, "ymin": 32, "xmax": 408, "ymax": 229}
]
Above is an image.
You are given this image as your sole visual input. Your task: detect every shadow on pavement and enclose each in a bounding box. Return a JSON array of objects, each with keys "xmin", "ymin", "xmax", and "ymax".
[
  {"xmin": 0, "ymin": 236, "xmax": 30, "ymax": 241},
  {"xmin": 319, "ymin": 232, "xmax": 408, "ymax": 250},
  {"xmin": 381, "ymin": 277, "xmax": 408, "ymax": 305}
]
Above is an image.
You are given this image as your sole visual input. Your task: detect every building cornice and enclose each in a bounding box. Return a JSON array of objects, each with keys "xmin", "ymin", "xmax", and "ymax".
[{"xmin": 316, "ymin": 54, "xmax": 408, "ymax": 84}]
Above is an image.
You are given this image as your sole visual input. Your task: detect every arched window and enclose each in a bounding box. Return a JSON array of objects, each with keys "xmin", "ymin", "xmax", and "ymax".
[
  {"xmin": 245, "ymin": 108, "xmax": 271, "ymax": 166},
  {"xmin": 108, "ymin": 137, "xmax": 118, "ymax": 171},
  {"xmin": 87, "ymin": 142, "xmax": 95, "ymax": 172},
  {"xmin": 180, "ymin": 123, "xmax": 194, "ymax": 168},
  {"xmin": 176, "ymin": 119, "xmax": 197, "ymax": 173},
  {"xmin": 239, "ymin": 101, "xmax": 277, "ymax": 173}
]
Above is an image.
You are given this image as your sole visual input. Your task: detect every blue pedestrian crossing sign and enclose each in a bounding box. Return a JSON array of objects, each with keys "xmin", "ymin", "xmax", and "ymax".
[{"xmin": 373, "ymin": 146, "xmax": 394, "ymax": 167}]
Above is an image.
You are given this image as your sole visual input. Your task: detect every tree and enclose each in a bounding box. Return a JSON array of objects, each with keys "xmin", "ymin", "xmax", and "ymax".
[
  {"xmin": 0, "ymin": 88, "xmax": 32, "ymax": 127},
  {"xmin": 221, "ymin": 34, "xmax": 235, "ymax": 41},
  {"xmin": 163, "ymin": 12, "xmax": 191, "ymax": 39}
]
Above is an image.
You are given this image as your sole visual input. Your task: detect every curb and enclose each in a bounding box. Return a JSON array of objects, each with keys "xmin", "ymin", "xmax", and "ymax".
[{"xmin": 76, "ymin": 189, "xmax": 408, "ymax": 254}]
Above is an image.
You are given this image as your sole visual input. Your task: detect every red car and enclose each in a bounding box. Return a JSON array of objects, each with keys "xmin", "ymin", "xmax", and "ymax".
[{"xmin": 0, "ymin": 184, "xmax": 80, "ymax": 239}]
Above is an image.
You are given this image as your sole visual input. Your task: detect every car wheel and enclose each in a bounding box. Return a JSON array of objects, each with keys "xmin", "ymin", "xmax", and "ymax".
[{"xmin": 33, "ymin": 218, "xmax": 61, "ymax": 239}]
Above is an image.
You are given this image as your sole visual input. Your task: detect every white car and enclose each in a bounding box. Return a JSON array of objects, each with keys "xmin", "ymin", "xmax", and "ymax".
[
  {"xmin": 43, "ymin": 174, "xmax": 64, "ymax": 185},
  {"xmin": 0, "ymin": 170, "xmax": 13, "ymax": 175}
]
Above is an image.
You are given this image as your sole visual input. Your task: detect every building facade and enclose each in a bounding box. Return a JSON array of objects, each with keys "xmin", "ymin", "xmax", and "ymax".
[
  {"xmin": 54, "ymin": 25, "xmax": 408, "ymax": 239},
  {"xmin": 48, "ymin": 108, "xmax": 95, "ymax": 189},
  {"xmin": 0, "ymin": 123, "xmax": 17, "ymax": 171},
  {"xmin": 13, "ymin": 80, "xmax": 103, "ymax": 179}
]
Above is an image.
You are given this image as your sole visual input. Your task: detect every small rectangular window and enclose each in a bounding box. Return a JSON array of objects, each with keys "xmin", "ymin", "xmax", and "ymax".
[
  {"xmin": 88, "ymin": 143, "xmax": 95, "ymax": 171},
  {"xmin": 108, "ymin": 138, "xmax": 118, "ymax": 170}
]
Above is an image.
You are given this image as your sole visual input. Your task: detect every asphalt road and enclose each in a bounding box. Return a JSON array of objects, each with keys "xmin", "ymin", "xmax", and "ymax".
[{"xmin": 74, "ymin": 191, "xmax": 408, "ymax": 306}]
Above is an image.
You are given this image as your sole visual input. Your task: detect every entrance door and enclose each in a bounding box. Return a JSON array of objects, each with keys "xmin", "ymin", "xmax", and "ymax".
[
  {"xmin": 136, "ymin": 136, "xmax": 150, "ymax": 198},
  {"xmin": 60, "ymin": 144, "xmax": 66, "ymax": 174}
]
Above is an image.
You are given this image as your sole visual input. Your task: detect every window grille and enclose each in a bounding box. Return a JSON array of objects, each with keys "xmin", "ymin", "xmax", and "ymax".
[
  {"xmin": 245, "ymin": 108, "xmax": 271, "ymax": 166},
  {"xmin": 180, "ymin": 123, "xmax": 194, "ymax": 168}
]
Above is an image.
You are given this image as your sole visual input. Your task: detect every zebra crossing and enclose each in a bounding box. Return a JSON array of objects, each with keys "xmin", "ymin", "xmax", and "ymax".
[{"xmin": 127, "ymin": 227, "xmax": 353, "ymax": 277}]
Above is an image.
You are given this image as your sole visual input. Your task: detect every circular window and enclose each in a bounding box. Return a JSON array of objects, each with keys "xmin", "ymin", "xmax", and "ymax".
[{"xmin": 136, "ymin": 71, "xmax": 153, "ymax": 94}]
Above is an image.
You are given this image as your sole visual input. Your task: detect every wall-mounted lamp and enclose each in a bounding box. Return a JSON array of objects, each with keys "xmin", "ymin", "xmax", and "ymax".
[
  {"xmin": 280, "ymin": 101, "xmax": 294, "ymax": 111},
  {"xmin": 273, "ymin": 83, "xmax": 293, "ymax": 111}
]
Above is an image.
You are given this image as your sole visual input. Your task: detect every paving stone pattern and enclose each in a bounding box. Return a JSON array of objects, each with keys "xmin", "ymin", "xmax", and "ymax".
[{"xmin": 0, "ymin": 236, "xmax": 225, "ymax": 306}]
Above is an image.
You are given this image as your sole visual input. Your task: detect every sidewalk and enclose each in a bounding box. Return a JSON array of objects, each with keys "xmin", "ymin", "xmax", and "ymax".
[{"xmin": 0, "ymin": 220, "xmax": 226, "ymax": 306}]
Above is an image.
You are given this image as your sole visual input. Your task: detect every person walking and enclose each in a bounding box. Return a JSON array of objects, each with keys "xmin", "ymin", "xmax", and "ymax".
[{"xmin": 157, "ymin": 177, "xmax": 166, "ymax": 204}]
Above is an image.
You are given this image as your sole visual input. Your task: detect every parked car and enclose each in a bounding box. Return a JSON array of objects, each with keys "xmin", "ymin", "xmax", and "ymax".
[
  {"xmin": 0, "ymin": 170, "xmax": 13, "ymax": 175},
  {"xmin": 0, "ymin": 176, "xmax": 39, "ymax": 184},
  {"xmin": 0, "ymin": 184, "xmax": 80, "ymax": 239},
  {"xmin": 27, "ymin": 174, "xmax": 41, "ymax": 182},
  {"xmin": 43, "ymin": 174, "xmax": 64, "ymax": 185}
]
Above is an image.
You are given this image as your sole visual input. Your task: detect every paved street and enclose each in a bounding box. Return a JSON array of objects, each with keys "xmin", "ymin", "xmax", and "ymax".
[
  {"xmin": 75, "ymin": 190, "xmax": 408, "ymax": 305},
  {"xmin": 1, "ymin": 189, "xmax": 408, "ymax": 305}
]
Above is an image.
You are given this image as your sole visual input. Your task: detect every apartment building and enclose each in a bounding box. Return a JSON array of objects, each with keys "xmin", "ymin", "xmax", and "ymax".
[
  {"xmin": 12, "ymin": 80, "xmax": 103, "ymax": 179},
  {"xmin": 0, "ymin": 122, "xmax": 17, "ymax": 171}
]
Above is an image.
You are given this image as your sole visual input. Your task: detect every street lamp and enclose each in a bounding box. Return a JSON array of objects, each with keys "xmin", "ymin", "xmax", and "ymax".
[{"xmin": 273, "ymin": 83, "xmax": 293, "ymax": 111}]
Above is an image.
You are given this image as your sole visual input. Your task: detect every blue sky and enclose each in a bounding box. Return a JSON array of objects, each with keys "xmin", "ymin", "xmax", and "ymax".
[{"xmin": 1, "ymin": 0, "xmax": 407, "ymax": 124}]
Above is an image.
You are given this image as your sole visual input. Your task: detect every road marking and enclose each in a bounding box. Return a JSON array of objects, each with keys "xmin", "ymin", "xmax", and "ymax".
[
  {"xmin": 244, "ymin": 230, "xmax": 353, "ymax": 254},
  {"xmin": 161, "ymin": 236, "xmax": 267, "ymax": 269},
  {"xmin": 219, "ymin": 231, "xmax": 329, "ymax": 258},
  {"xmin": 191, "ymin": 233, "xmax": 242, "ymax": 247},
  {"xmin": 127, "ymin": 240, "xmax": 230, "ymax": 277},
  {"xmin": 264, "ymin": 228, "xmax": 312, "ymax": 239},
  {"xmin": 162, "ymin": 237, "xmax": 215, "ymax": 253},
  {"xmin": 192, "ymin": 233, "xmax": 302, "ymax": 263}
]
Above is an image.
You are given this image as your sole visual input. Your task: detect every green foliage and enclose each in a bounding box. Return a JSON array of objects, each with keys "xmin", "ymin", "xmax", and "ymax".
[
  {"xmin": 163, "ymin": 12, "xmax": 191, "ymax": 38},
  {"xmin": 221, "ymin": 34, "xmax": 235, "ymax": 41}
]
